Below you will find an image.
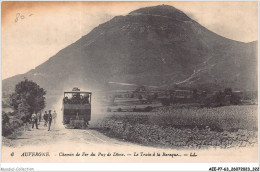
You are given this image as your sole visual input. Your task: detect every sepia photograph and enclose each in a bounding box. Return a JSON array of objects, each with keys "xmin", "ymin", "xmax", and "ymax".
[{"xmin": 1, "ymin": 1, "xmax": 258, "ymax": 166}]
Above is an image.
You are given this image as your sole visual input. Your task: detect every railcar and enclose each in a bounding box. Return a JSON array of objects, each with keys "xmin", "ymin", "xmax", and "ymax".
[{"xmin": 62, "ymin": 87, "xmax": 92, "ymax": 129}]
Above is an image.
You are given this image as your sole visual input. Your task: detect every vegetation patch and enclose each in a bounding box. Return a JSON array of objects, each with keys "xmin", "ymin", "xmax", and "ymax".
[
  {"xmin": 94, "ymin": 105, "xmax": 258, "ymax": 149},
  {"xmin": 2, "ymin": 79, "xmax": 46, "ymax": 136}
]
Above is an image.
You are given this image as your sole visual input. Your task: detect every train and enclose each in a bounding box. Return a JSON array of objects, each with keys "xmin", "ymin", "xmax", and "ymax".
[{"xmin": 62, "ymin": 87, "xmax": 92, "ymax": 129}]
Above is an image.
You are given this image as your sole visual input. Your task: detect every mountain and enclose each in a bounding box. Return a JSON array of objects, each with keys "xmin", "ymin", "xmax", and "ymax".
[{"xmin": 3, "ymin": 5, "xmax": 257, "ymax": 99}]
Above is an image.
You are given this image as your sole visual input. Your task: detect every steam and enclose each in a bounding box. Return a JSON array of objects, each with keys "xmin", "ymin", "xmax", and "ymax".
[{"xmin": 50, "ymin": 96, "xmax": 65, "ymax": 129}]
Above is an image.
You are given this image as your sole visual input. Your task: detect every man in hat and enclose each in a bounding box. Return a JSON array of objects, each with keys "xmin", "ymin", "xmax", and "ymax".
[
  {"xmin": 47, "ymin": 110, "xmax": 52, "ymax": 131},
  {"xmin": 52, "ymin": 110, "xmax": 57, "ymax": 127},
  {"xmin": 37, "ymin": 112, "xmax": 41, "ymax": 125},
  {"xmin": 31, "ymin": 111, "xmax": 38, "ymax": 129},
  {"xmin": 43, "ymin": 111, "xmax": 48, "ymax": 127}
]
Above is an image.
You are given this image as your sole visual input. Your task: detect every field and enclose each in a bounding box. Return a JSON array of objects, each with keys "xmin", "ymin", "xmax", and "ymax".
[{"xmin": 93, "ymin": 105, "xmax": 258, "ymax": 149}]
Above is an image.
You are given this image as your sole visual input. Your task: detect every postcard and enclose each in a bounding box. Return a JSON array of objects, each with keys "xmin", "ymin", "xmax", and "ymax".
[{"xmin": 1, "ymin": 1, "xmax": 258, "ymax": 164}]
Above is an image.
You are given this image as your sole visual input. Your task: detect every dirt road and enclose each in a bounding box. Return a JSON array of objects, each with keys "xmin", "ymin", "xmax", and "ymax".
[{"xmin": 3, "ymin": 119, "xmax": 130, "ymax": 148}]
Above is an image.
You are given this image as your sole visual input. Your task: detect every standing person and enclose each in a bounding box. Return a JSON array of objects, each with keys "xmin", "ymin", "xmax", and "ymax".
[
  {"xmin": 43, "ymin": 111, "xmax": 48, "ymax": 127},
  {"xmin": 37, "ymin": 112, "xmax": 41, "ymax": 125},
  {"xmin": 47, "ymin": 110, "xmax": 52, "ymax": 131},
  {"xmin": 21, "ymin": 114, "xmax": 31, "ymax": 131},
  {"xmin": 31, "ymin": 112, "xmax": 38, "ymax": 129},
  {"xmin": 52, "ymin": 110, "xmax": 57, "ymax": 127}
]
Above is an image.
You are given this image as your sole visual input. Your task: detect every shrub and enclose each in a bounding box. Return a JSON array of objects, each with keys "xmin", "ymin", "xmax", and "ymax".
[
  {"xmin": 2, "ymin": 112, "xmax": 14, "ymax": 136},
  {"xmin": 144, "ymin": 106, "xmax": 153, "ymax": 112},
  {"xmin": 2, "ymin": 111, "xmax": 24, "ymax": 136}
]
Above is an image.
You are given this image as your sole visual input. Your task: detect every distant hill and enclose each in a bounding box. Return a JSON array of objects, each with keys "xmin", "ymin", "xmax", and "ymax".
[{"xmin": 3, "ymin": 5, "xmax": 257, "ymax": 100}]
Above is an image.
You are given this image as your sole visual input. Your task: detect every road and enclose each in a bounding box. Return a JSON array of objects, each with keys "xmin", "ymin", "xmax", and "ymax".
[{"xmin": 3, "ymin": 119, "xmax": 128, "ymax": 148}]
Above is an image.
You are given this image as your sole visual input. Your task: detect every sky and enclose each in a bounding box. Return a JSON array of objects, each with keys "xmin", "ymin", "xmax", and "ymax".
[{"xmin": 1, "ymin": 1, "xmax": 258, "ymax": 79}]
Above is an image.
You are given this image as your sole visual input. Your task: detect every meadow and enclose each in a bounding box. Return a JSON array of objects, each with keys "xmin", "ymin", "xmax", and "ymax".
[{"xmin": 94, "ymin": 105, "xmax": 258, "ymax": 149}]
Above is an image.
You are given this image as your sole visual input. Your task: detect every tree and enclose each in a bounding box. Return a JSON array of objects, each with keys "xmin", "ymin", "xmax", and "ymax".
[
  {"xmin": 230, "ymin": 94, "xmax": 241, "ymax": 105},
  {"xmin": 224, "ymin": 88, "xmax": 232, "ymax": 95},
  {"xmin": 10, "ymin": 79, "xmax": 46, "ymax": 115},
  {"xmin": 215, "ymin": 91, "xmax": 225, "ymax": 106},
  {"xmin": 18, "ymin": 98, "xmax": 31, "ymax": 121},
  {"xmin": 224, "ymin": 87, "xmax": 241, "ymax": 105}
]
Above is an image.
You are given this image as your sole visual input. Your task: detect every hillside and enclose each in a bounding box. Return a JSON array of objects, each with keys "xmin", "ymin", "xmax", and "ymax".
[{"xmin": 3, "ymin": 5, "xmax": 257, "ymax": 99}]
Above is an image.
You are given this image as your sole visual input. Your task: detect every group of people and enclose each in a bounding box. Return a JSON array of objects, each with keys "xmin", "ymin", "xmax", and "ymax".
[
  {"xmin": 31, "ymin": 110, "xmax": 57, "ymax": 131},
  {"xmin": 63, "ymin": 95, "xmax": 90, "ymax": 104}
]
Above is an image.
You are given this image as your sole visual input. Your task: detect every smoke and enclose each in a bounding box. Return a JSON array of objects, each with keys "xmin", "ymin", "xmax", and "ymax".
[
  {"xmin": 50, "ymin": 96, "xmax": 64, "ymax": 129},
  {"xmin": 90, "ymin": 92, "xmax": 109, "ymax": 125}
]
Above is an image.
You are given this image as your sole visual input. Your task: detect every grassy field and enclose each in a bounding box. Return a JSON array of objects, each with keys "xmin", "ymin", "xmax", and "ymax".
[{"xmin": 94, "ymin": 105, "xmax": 258, "ymax": 149}]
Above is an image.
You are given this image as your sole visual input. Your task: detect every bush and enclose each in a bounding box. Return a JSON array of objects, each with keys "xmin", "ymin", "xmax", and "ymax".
[
  {"xmin": 203, "ymin": 88, "xmax": 242, "ymax": 107},
  {"xmin": 2, "ymin": 112, "xmax": 13, "ymax": 136},
  {"xmin": 144, "ymin": 106, "xmax": 153, "ymax": 112},
  {"xmin": 230, "ymin": 94, "xmax": 241, "ymax": 105},
  {"xmin": 161, "ymin": 98, "xmax": 170, "ymax": 106},
  {"xmin": 2, "ymin": 111, "xmax": 24, "ymax": 136}
]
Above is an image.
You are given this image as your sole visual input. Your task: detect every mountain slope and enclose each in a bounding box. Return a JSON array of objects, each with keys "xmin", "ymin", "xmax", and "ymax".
[{"xmin": 3, "ymin": 5, "xmax": 257, "ymax": 97}]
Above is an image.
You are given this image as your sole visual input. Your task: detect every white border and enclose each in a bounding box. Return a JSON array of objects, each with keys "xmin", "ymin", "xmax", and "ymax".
[{"xmin": 0, "ymin": 0, "xmax": 259, "ymax": 171}]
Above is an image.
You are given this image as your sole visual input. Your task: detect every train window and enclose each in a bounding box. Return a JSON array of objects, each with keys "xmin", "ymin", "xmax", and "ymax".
[{"xmin": 63, "ymin": 92, "xmax": 91, "ymax": 104}]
